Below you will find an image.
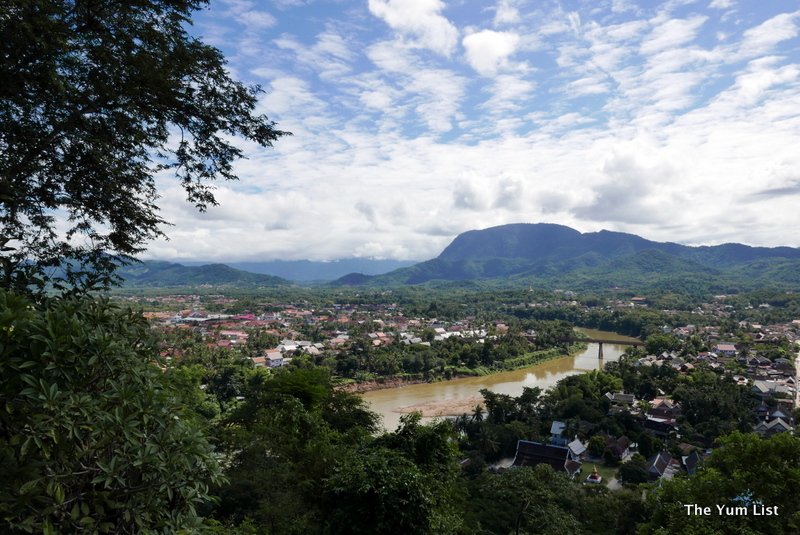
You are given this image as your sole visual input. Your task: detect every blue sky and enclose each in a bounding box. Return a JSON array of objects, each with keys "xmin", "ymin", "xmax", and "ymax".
[{"xmin": 148, "ymin": 0, "xmax": 800, "ymax": 261}]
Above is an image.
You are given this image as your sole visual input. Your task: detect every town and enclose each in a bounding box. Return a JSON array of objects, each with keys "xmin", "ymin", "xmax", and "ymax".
[{"xmin": 119, "ymin": 287, "xmax": 799, "ymax": 494}]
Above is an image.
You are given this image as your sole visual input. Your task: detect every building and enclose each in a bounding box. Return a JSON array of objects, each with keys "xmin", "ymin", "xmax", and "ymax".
[{"xmin": 512, "ymin": 440, "xmax": 582, "ymax": 478}]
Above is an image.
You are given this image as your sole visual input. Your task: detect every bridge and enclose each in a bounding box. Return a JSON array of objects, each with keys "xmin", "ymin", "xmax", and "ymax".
[{"xmin": 558, "ymin": 336, "xmax": 644, "ymax": 359}]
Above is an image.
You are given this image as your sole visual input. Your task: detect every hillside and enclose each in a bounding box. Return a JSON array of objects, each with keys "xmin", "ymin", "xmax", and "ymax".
[
  {"xmin": 118, "ymin": 261, "xmax": 289, "ymax": 288},
  {"xmin": 195, "ymin": 258, "xmax": 416, "ymax": 281},
  {"xmin": 336, "ymin": 223, "xmax": 800, "ymax": 292}
]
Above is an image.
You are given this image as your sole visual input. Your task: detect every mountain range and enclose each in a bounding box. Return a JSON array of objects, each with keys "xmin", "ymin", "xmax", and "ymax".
[
  {"xmin": 121, "ymin": 223, "xmax": 800, "ymax": 292},
  {"xmin": 177, "ymin": 258, "xmax": 416, "ymax": 281},
  {"xmin": 332, "ymin": 223, "xmax": 800, "ymax": 292},
  {"xmin": 118, "ymin": 261, "xmax": 288, "ymax": 288}
]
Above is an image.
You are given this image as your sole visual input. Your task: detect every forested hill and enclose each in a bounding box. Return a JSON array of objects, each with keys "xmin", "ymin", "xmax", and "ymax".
[
  {"xmin": 118, "ymin": 261, "xmax": 289, "ymax": 288},
  {"xmin": 335, "ymin": 223, "xmax": 800, "ymax": 291}
]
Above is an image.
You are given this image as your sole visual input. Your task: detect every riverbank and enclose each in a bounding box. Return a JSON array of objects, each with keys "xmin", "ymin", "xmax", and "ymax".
[
  {"xmin": 337, "ymin": 343, "xmax": 588, "ymax": 396},
  {"xmin": 392, "ymin": 347, "xmax": 593, "ymax": 418},
  {"xmin": 361, "ymin": 331, "xmax": 636, "ymax": 430}
]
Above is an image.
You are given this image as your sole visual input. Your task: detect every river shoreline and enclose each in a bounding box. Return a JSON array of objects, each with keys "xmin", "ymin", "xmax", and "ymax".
[
  {"xmin": 337, "ymin": 342, "xmax": 589, "ymax": 396},
  {"xmin": 359, "ymin": 329, "xmax": 640, "ymax": 428}
]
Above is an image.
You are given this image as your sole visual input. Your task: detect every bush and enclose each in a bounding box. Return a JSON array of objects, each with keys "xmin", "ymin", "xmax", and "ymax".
[{"xmin": 0, "ymin": 291, "xmax": 223, "ymax": 533}]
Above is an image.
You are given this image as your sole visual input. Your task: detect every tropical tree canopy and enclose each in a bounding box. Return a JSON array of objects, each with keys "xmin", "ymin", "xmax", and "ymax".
[{"xmin": 0, "ymin": 0, "xmax": 288, "ymax": 292}]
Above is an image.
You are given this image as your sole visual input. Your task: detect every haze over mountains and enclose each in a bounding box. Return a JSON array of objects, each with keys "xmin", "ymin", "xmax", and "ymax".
[
  {"xmin": 179, "ymin": 259, "xmax": 416, "ymax": 282},
  {"xmin": 124, "ymin": 224, "xmax": 800, "ymax": 291}
]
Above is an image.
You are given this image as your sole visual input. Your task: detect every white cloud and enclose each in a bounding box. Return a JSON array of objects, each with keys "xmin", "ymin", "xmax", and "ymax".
[
  {"xmin": 463, "ymin": 30, "xmax": 521, "ymax": 76},
  {"xmin": 453, "ymin": 177, "xmax": 489, "ymax": 211},
  {"xmin": 612, "ymin": 0, "xmax": 638, "ymax": 14},
  {"xmin": 639, "ymin": 15, "xmax": 707, "ymax": 56},
  {"xmin": 147, "ymin": 2, "xmax": 800, "ymax": 262},
  {"xmin": 239, "ymin": 10, "xmax": 277, "ymax": 29},
  {"xmin": 484, "ymin": 74, "xmax": 536, "ymax": 113},
  {"xmin": 367, "ymin": 40, "xmax": 416, "ymax": 73},
  {"xmin": 737, "ymin": 11, "xmax": 800, "ymax": 59},
  {"xmin": 566, "ymin": 74, "xmax": 610, "ymax": 97},
  {"xmin": 709, "ymin": 0, "xmax": 734, "ymax": 9},
  {"xmin": 494, "ymin": 0, "xmax": 520, "ymax": 26},
  {"xmin": 567, "ymin": 12, "xmax": 581, "ymax": 35},
  {"xmin": 368, "ymin": 0, "xmax": 459, "ymax": 56},
  {"xmin": 408, "ymin": 69, "xmax": 466, "ymax": 132},
  {"xmin": 273, "ymin": 29, "xmax": 356, "ymax": 80},
  {"xmin": 494, "ymin": 177, "xmax": 525, "ymax": 209},
  {"xmin": 258, "ymin": 76, "xmax": 326, "ymax": 117},
  {"xmin": 717, "ymin": 57, "xmax": 800, "ymax": 107}
]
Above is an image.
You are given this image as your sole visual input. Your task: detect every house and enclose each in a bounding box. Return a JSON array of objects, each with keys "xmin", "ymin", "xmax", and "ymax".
[
  {"xmin": 605, "ymin": 392, "xmax": 636, "ymax": 406},
  {"xmin": 747, "ymin": 356, "xmax": 772, "ymax": 368},
  {"xmin": 604, "ymin": 436, "xmax": 631, "ymax": 461},
  {"xmin": 278, "ymin": 341, "xmax": 298, "ymax": 353},
  {"xmin": 647, "ymin": 398, "xmax": 681, "ymax": 419},
  {"xmin": 645, "ymin": 452, "xmax": 673, "ymax": 480},
  {"xmin": 550, "ymin": 421, "xmax": 568, "ymax": 446},
  {"xmin": 682, "ymin": 450, "xmax": 702, "ymax": 475},
  {"xmin": 754, "ymin": 418, "xmax": 794, "ymax": 437},
  {"xmin": 567, "ymin": 438, "xmax": 587, "ymax": 459},
  {"xmin": 512, "ymin": 440, "xmax": 582, "ymax": 478},
  {"xmin": 265, "ymin": 350, "xmax": 284, "ymax": 368},
  {"xmin": 752, "ymin": 380, "xmax": 792, "ymax": 398},
  {"xmin": 755, "ymin": 401, "xmax": 770, "ymax": 420},
  {"xmin": 644, "ymin": 417, "xmax": 676, "ymax": 438},
  {"xmin": 713, "ymin": 343, "xmax": 737, "ymax": 356},
  {"xmin": 768, "ymin": 408, "xmax": 790, "ymax": 422}
]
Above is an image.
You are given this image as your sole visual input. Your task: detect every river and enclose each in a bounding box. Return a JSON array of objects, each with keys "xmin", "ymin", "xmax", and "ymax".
[{"xmin": 361, "ymin": 328, "xmax": 641, "ymax": 431}]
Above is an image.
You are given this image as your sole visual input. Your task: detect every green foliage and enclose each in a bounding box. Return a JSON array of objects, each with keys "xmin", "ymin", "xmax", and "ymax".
[
  {"xmin": 0, "ymin": 0, "xmax": 288, "ymax": 292},
  {"xmin": 326, "ymin": 414, "xmax": 462, "ymax": 534},
  {"xmin": 646, "ymin": 333, "xmax": 682, "ymax": 355},
  {"xmin": 0, "ymin": 291, "xmax": 222, "ymax": 532},
  {"xmin": 206, "ymin": 367, "xmax": 465, "ymax": 534},
  {"xmin": 541, "ymin": 370, "xmax": 621, "ymax": 423},
  {"xmin": 331, "ymin": 327, "xmax": 562, "ymax": 380},
  {"xmin": 672, "ymin": 372, "xmax": 757, "ymax": 443},
  {"xmin": 462, "ymin": 465, "xmax": 583, "ymax": 534},
  {"xmin": 324, "ymin": 447, "xmax": 445, "ymax": 534},
  {"xmin": 208, "ymin": 367, "xmax": 373, "ymax": 531},
  {"xmin": 641, "ymin": 432, "xmax": 800, "ymax": 534},
  {"xmin": 617, "ymin": 454, "xmax": 649, "ymax": 486}
]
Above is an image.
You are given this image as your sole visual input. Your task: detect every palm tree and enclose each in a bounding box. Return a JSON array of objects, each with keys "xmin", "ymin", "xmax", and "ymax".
[
  {"xmin": 471, "ymin": 404, "xmax": 485, "ymax": 423},
  {"xmin": 452, "ymin": 414, "xmax": 469, "ymax": 434},
  {"xmin": 477, "ymin": 426, "xmax": 500, "ymax": 457}
]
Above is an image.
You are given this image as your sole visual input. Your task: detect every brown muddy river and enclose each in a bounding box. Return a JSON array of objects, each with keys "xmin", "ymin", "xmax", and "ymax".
[{"xmin": 361, "ymin": 328, "xmax": 641, "ymax": 431}]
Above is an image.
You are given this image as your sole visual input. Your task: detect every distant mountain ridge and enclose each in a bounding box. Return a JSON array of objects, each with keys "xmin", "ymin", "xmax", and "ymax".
[
  {"xmin": 179, "ymin": 258, "xmax": 417, "ymax": 281},
  {"xmin": 334, "ymin": 223, "xmax": 800, "ymax": 291},
  {"xmin": 118, "ymin": 261, "xmax": 289, "ymax": 288}
]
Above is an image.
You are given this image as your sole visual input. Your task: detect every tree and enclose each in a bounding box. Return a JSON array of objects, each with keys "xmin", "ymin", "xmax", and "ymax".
[
  {"xmin": 326, "ymin": 414, "xmax": 462, "ymax": 534},
  {"xmin": 641, "ymin": 432, "xmax": 800, "ymax": 534},
  {"xmin": 0, "ymin": 290, "xmax": 223, "ymax": 533},
  {"xmin": 588, "ymin": 435, "xmax": 607, "ymax": 458},
  {"xmin": 1, "ymin": 0, "xmax": 288, "ymax": 292},
  {"xmin": 617, "ymin": 454, "xmax": 649, "ymax": 486},
  {"xmin": 462, "ymin": 465, "xmax": 583, "ymax": 534},
  {"xmin": 645, "ymin": 334, "xmax": 681, "ymax": 355}
]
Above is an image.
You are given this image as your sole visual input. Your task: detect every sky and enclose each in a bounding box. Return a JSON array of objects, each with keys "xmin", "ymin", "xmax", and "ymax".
[{"xmin": 147, "ymin": 0, "xmax": 800, "ymax": 262}]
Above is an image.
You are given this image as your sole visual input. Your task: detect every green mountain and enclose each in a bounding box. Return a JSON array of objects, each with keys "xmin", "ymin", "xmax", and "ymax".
[
  {"xmin": 178, "ymin": 258, "xmax": 416, "ymax": 281},
  {"xmin": 334, "ymin": 223, "xmax": 800, "ymax": 291},
  {"xmin": 118, "ymin": 261, "xmax": 289, "ymax": 288}
]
